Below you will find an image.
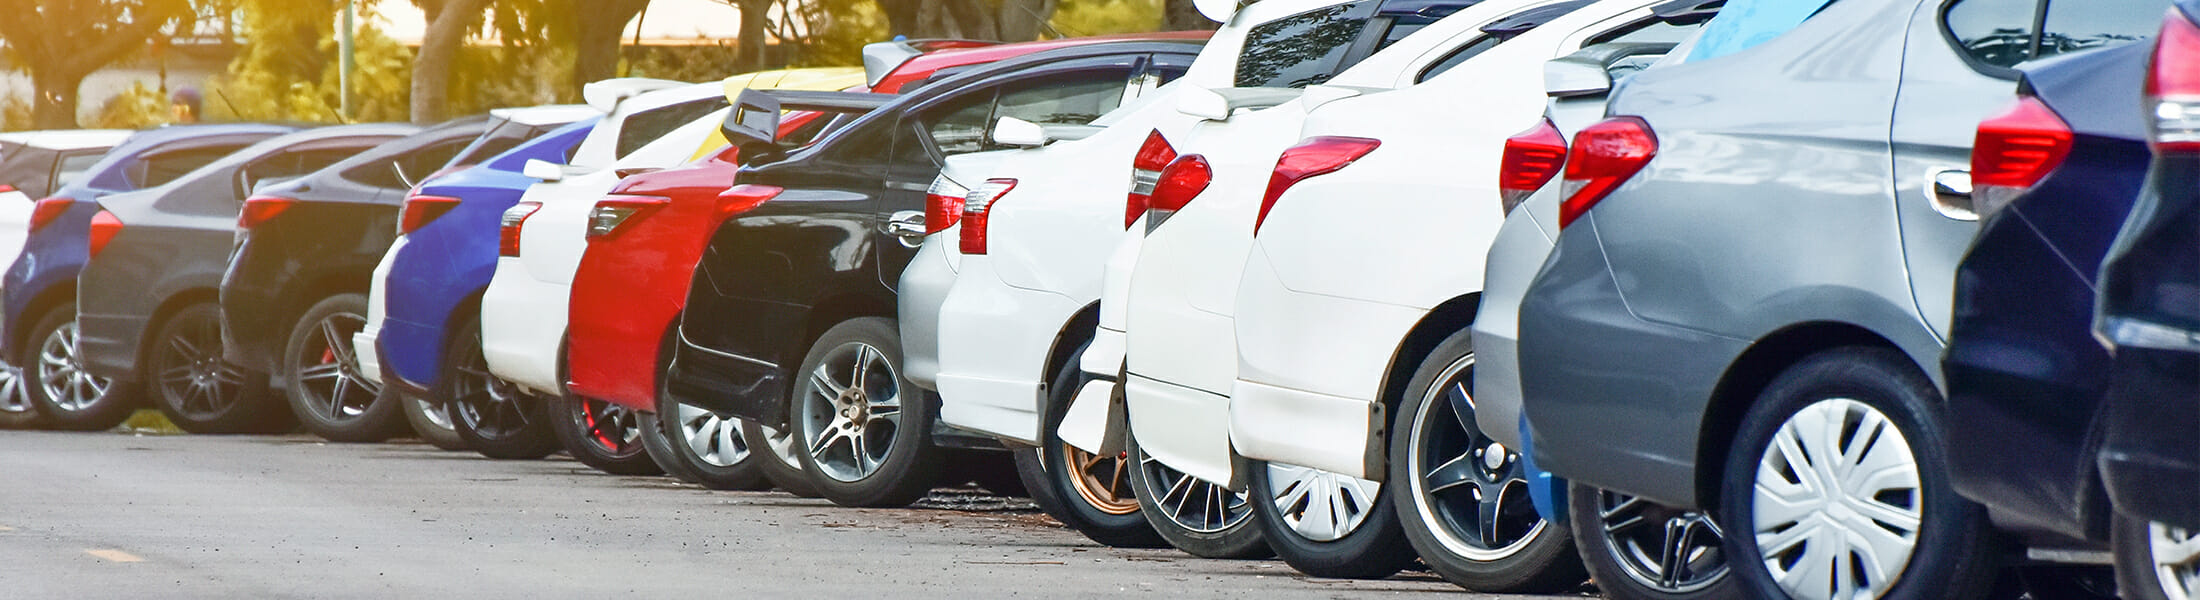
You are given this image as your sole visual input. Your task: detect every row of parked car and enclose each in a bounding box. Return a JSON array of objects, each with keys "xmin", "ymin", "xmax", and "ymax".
[{"xmin": 0, "ymin": 0, "xmax": 2191, "ymax": 598}]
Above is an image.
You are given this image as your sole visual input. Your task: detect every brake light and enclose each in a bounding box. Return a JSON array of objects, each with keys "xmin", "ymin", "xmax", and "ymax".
[
  {"xmin": 2149, "ymin": 7, "xmax": 2200, "ymax": 152},
  {"xmin": 713, "ymin": 184, "xmax": 783, "ymax": 220},
  {"xmin": 499, "ymin": 201, "xmax": 541, "ymax": 257},
  {"xmin": 586, "ymin": 196, "xmax": 670, "ymax": 241},
  {"xmin": 239, "ymin": 195, "xmax": 297, "ymax": 229},
  {"xmin": 1255, "ymin": 137, "xmax": 1379, "ymax": 235},
  {"xmin": 88, "ymin": 210, "xmax": 122, "ymax": 259},
  {"xmin": 28, "ymin": 197, "xmax": 70, "ymax": 232},
  {"xmin": 1126, "ymin": 130, "xmax": 1177, "ymax": 229},
  {"xmin": 925, "ymin": 177, "xmax": 967, "ymax": 235},
  {"xmin": 1145, "ymin": 155, "xmax": 1212, "ymax": 231},
  {"xmin": 399, "ymin": 195, "xmax": 461, "ymax": 234},
  {"xmin": 1498, "ymin": 119, "xmax": 1568, "ymax": 217},
  {"xmin": 1559, "ymin": 117, "xmax": 1658, "ymax": 229},
  {"xmin": 1971, "ymin": 97, "xmax": 2073, "ymax": 219},
  {"xmin": 0, "ymin": 185, "xmax": 14, "ymax": 194},
  {"xmin": 958, "ymin": 179, "xmax": 1017, "ymax": 255}
]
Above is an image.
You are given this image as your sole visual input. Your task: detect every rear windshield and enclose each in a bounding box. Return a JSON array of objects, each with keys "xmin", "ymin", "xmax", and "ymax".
[{"xmin": 1236, "ymin": 1, "xmax": 1381, "ymax": 88}]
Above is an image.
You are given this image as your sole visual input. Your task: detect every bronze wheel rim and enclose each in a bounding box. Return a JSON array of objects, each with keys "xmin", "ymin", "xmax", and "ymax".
[{"xmin": 1065, "ymin": 445, "xmax": 1139, "ymax": 515}]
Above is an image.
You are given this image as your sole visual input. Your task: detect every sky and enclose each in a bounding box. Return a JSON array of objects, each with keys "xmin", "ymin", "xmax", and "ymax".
[{"xmin": 369, "ymin": 0, "xmax": 746, "ymax": 43}]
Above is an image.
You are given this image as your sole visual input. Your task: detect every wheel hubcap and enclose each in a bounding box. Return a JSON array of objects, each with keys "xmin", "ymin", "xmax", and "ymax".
[
  {"xmin": 1066, "ymin": 446, "xmax": 1139, "ymax": 515},
  {"xmin": 1266, "ymin": 463, "xmax": 1380, "ymax": 542},
  {"xmin": 1597, "ymin": 490, "xmax": 1730, "ymax": 592},
  {"xmin": 797, "ymin": 342, "xmax": 901, "ymax": 483},
  {"xmin": 2151, "ymin": 522, "xmax": 2200, "ymax": 600},
  {"xmin": 574, "ymin": 397, "xmax": 643, "ymax": 456},
  {"xmin": 451, "ymin": 343, "xmax": 534, "ymax": 440},
  {"xmin": 0, "ymin": 356, "xmax": 29, "ymax": 416},
  {"xmin": 296, "ymin": 312, "xmax": 380, "ymax": 422},
  {"xmin": 1132, "ymin": 443, "xmax": 1252, "ymax": 533},
  {"xmin": 675, "ymin": 401, "xmax": 749, "ymax": 467},
  {"xmin": 1406, "ymin": 354, "xmax": 1546, "ymax": 561},
  {"xmin": 154, "ymin": 316, "xmax": 247, "ymax": 418},
  {"xmin": 37, "ymin": 321, "xmax": 110, "ymax": 412},
  {"xmin": 1751, "ymin": 398, "xmax": 1922, "ymax": 600}
]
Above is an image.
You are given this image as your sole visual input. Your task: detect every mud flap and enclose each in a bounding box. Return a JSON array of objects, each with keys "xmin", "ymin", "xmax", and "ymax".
[
  {"xmin": 1058, "ymin": 378, "xmax": 1123, "ymax": 455},
  {"xmin": 1521, "ymin": 414, "xmax": 1567, "ymax": 526}
]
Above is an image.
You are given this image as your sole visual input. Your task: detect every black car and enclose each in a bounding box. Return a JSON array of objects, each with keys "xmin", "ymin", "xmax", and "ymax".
[
  {"xmin": 665, "ymin": 39, "xmax": 1200, "ymax": 508},
  {"xmin": 76, "ymin": 123, "xmax": 418, "ymax": 434},
  {"xmin": 219, "ymin": 117, "xmax": 502, "ymax": 443}
]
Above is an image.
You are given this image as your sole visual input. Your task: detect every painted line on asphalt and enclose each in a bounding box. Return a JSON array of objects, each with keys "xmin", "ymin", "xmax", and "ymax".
[
  {"xmin": 85, "ymin": 549, "xmax": 143, "ymax": 563},
  {"xmin": 0, "ymin": 524, "xmax": 13, "ymax": 531}
]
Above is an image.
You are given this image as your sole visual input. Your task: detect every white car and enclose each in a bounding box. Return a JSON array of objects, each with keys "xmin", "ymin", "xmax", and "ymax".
[
  {"xmin": 1093, "ymin": 0, "xmax": 1714, "ymax": 586},
  {"xmin": 479, "ymin": 80, "xmax": 731, "ymax": 472}
]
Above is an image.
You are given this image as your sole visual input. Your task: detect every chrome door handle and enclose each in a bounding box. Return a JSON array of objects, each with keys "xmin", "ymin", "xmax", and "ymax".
[
  {"xmin": 883, "ymin": 211, "xmax": 927, "ymax": 246},
  {"xmin": 1928, "ymin": 169, "xmax": 1976, "ymax": 221}
]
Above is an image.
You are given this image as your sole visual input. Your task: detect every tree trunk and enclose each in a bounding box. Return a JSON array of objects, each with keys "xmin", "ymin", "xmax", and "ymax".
[
  {"xmin": 572, "ymin": 0, "xmax": 650, "ymax": 93},
  {"xmin": 410, "ymin": 0, "xmax": 493, "ymax": 124},
  {"xmin": 994, "ymin": 0, "xmax": 1056, "ymax": 42},
  {"xmin": 735, "ymin": 0, "xmax": 773, "ymax": 70},
  {"xmin": 29, "ymin": 71, "xmax": 83, "ymax": 130},
  {"xmin": 1163, "ymin": 0, "xmax": 1218, "ymax": 31}
]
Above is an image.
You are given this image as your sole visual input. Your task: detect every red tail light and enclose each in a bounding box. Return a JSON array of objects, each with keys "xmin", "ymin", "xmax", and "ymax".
[
  {"xmin": 1498, "ymin": 119, "xmax": 1568, "ymax": 217},
  {"xmin": 28, "ymin": 197, "xmax": 70, "ymax": 233},
  {"xmin": 1144, "ymin": 154, "xmax": 1212, "ymax": 231},
  {"xmin": 399, "ymin": 195, "xmax": 461, "ymax": 234},
  {"xmin": 1255, "ymin": 136, "xmax": 1379, "ymax": 235},
  {"xmin": 88, "ymin": 210, "xmax": 122, "ymax": 259},
  {"xmin": 2149, "ymin": 8, "xmax": 2200, "ymax": 152},
  {"xmin": 958, "ymin": 179, "xmax": 1017, "ymax": 255},
  {"xmin": 1971, "ymin": 97, "xmax": 2073, "ymax": 219},
  {"xmin": 586, "ymin": 196, "xmax": 669, "ymax": 241},
  {"xmin": 238, "ymin": 195, "xmax": 297, "ymax": 229},
  {"xmin": 498, "ymin": 201, "xmax": 541, "ymax": 257},
  {"xmin": 0, "ymin": 185, "xmax": 15, "ymax": 194},
  {"xmin": 1559, "ymin": 117, "xmax": 1658, "ymax": 229},
  {"xmin": 925, "ymin": 177, "xmax": 967, "ymax": 235},
  {"xmin": 713, "ymin": 184, "xmax": 783, "ymax": 220},
  {"xmin": 1126, "ymin": 130, "xmax": 1177, "ymax": 229}
]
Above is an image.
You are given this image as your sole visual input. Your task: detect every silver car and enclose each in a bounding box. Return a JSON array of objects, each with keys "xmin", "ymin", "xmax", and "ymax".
[{"xmin": 1514, "ymin": 0, "xmax": 2161, "ymax": 598}]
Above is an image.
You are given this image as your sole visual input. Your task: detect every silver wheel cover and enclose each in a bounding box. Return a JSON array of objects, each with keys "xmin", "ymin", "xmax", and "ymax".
[
  {"xmin": 1265, "ymin": 463, "xmax": 1381, "ymax": 542},
  {"xmin": 0, "ymin": 358, "xmax": 28, "ymax": 416},
  {"xmin": 2151, "ymin": 522, "xmax": 2200, "ymax": 600},
  {"xmin": 1752, "ymin": 398, "xmax": 1922, "ymax": 600},
  {"xmin": 676, "ymin": 402, "xmax": 750, "ymax": 468},
  {"xmin": 37, "ymin": 321, "xmax": 109, "ymax": 411}
]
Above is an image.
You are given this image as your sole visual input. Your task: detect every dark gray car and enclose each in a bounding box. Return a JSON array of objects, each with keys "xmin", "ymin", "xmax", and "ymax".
[
  {"xmin": 76, "ymin": 123, "xmax": 417, "ymax": 435},
  {"xmin": 1514, "ymin": 0, "xmax": 2162, "ymax": 599}
]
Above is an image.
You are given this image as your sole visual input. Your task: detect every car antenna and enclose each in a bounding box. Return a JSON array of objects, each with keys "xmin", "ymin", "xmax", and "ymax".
[{"xmin": 213, "ymin": 88, "xmax": 243, "ymax": 121}]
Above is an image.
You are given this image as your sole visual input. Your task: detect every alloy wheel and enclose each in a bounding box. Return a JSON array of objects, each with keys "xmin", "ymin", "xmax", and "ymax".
[
  {"xmin": 1067, "ymin": 445, "xmax": 1140, "ymax": 515},
  {"xmin": 293, "ymin": 312, "xmax": 381, "ymax": 423},
  {"xmin": 796, "ymin": 341, "xmax": 902, "ymax": 483},
  {"xmin": 573, "ymin": 396, "xmax": 644, "ymax": 456},
  {"xmin": 451, "ymin": 362, "xmax": 535, "ymax": 439},
  {"xmin": 36, "ymin": 320, "xmax": 109, "ymax": 411},
  {"xmin": 1265, "ymin": 463, "xmax": 1381, "ymax": 542},
  {"xmin": 0, "ymin": 357, "xmax": 30, "ymax": 417},
  {"xmin": 675, "ymin": 401, "xmax": 749, "ymax": 467},
  {"xmin": 2151, "ymin": 522, "xmax": 2200, "ymax": 600},
  {"xmin": 1132, "ymin": 447, "xmax": 1252, "ymax": 534},
  {"xmin": 1750, "ymin": 397, "xmax": 1923, "ymax": 600},
  {"xmin": 1597, "ymin": 490, "xmax": 1730, "ymax": 592},
  {"xmin": 1406, "ymin": 354, "xmax": 1546, "ymax": 560},
  {"xmin": 151, "ymin": 315, "xmax": 249, "ymax": 419}
]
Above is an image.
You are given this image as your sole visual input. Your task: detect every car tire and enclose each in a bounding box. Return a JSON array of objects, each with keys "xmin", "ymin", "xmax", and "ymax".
[
  {"xmin": 0, "ymin": 352, "xmax": 41, "ymax": 429},
  {"xmin": 1124, "ymin": 429, "xmax": 1271, "ymax": 559},
  {"xmin": 1248, "ymin": 461, "xmax": 1414, "ymax": 579},
  {"xmin": 1028, "ymin": 342, "xmax": 1166, "ymax": 548},
  {"xmin": 440, "ymin": 314, "xmax": 558, "ymax": 460},
  {"xmin": 22, "ymin": 306, "xmax": 136, "ymax": 431},
  {"xmin": 283, "ymin": 294, "xmax": 405, "ymax": 442},
  {"xmin": 548, "ymin": 394, "xmax": 663, "ymax": 476},
  {"xmin": 2114, "ymin": 513, "xmax": 2198, "ymax": 600},
  {"xmin": 636, "ymin": 408, "xmax": 701, "ymax": 483},
  {"xmin": 1719, "ymin": 347, "xmax": 2001, "ymax": 600},
  {"xmin": 1392, "ymin": 329, "xmax": 1583, "ymax": 591},
  {"xmin": 1569, "ymin": 483, "xmax": 1740, "ymax": 600},
  {"xmin": 740, "ymin": 419, "xmax": 821, "ymax": 497},
  {"xmin": 652, "ymin": 396, "xmax": 769, "ymax": 490},
  {"xmin": 145, "ymin": 302, "xmax": 289, "ymax": 434},
  {"xmin": 398, "ymin": 387, "xmax": 468, "ymax": 451},
  {"xmin": 788, "ymin": 317, "xmax": 944, "ymax": 508}
]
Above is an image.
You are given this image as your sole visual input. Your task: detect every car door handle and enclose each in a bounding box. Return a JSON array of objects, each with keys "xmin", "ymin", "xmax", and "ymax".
[
  {"xmin": 883, "ymin": 211, "xmax": 927, "ymax": 245},
  {"xmin": 1928, "ymin": 169, "xmax": 1976, "ymax": 221}
]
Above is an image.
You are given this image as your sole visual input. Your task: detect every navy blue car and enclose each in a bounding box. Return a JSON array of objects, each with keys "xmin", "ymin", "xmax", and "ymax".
[{"xmin": 2093, "ymin": 2, "xmax": 2200, "ymax": 598}]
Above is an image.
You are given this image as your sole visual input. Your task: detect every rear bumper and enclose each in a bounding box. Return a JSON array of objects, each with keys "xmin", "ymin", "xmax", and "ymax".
[
  {"xmin": 664, "ymin": 338, "xmax": 787, "ymax": 426},
  {"xmin": 218, "ymin": 275, "xmax": 288, "ymax": 374},
  {"xmin": 1229, "ymin": 246, "xmax": 1416, "ymax": 480},
  {"xmin": 2098, "ymin": 346, "xmax": 2200, "ymax": 529},
  {"xmin": 479, "ymin": 258, "xmax": 568, "ymax": 395},
  {"xmin": 898, "ymin": 239, "xmax": 957, "ymax": 391},
  {"xmin": 934, "ymin": 257, "xmax": 1074, "ymax": 445},
  {"xmin": 77, "ymin": 311, "xmax": 148, "ymax": 382},
  {"xmin": 1470, "ymin": 208, "xmax": 1557, "ymax": 450},
  {"xmin": 1123, "ymin": 373, "xmax": 1236, "ymax": 489}
]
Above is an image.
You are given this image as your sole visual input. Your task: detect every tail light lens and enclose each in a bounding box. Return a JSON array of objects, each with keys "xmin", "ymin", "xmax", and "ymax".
[
  {"xmin": 1255, "ymin": 136, "xmax": 1380, "ymax": 235},
  {"xmin": 1498, "ymin": 119, "xmax": 1568, "ymax": 216},
  {"xmin": 88, "ymin": 210, "xmax": 122, "ymax": 259},
  {"xmin": 925, "ymin": 176, "xmax": 968, "ymax": 235},
  {"xmin": 1125, "ymin": 130, "xmax": 1177, "ymax": 229},
  {"xmin": 586, "ymin": 196, "xmax": 670, "ymax": 241},
  {"xmin": 498, "ymin": 201, "xmax": 541, "ymax": 257},
  {"xmin": 1971, "ymin": 97, "xmax": 2073, "ymax": 219},
  {"xmin": 1144, "ymin": 154, "xmax": 1212, "ymax": 231},
  {"xmin": 399, "ymin": 195, "xmax": 461, "ymax": 234},
  {"xmin": 2149, "ymin": 7, "xmax": 2200, "ymax": 152},
  {"xmin": 713, "ymin": 184, "xmax": 783, "ymax": 220},
  {"xmin": 28, "ymin": 197, "xmax": 71, "ymax": 232},
  {"xmin": 238, "ymin": 195, "xmax": 297, "ymax": 229},
  {"xmin": 1559, "ymin": 117, "xmax": 1658, "ymax": 229},
  {"xmin": 958, "ymin": 179, "xmax": 1017, "ymax": 255}
]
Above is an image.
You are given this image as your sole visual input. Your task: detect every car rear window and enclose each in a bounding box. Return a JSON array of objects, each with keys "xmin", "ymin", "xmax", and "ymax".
[
  {"xmin": 616, "ymin": 98, "xmax": 729, "ymax": 159},
  {"xmin": 1946, "ymin": 0, "xmax": 2165, "ymax": 71},
  {"xmin": 1236, "ymin": 1, "xmax": 1381, "ymax": 88}
]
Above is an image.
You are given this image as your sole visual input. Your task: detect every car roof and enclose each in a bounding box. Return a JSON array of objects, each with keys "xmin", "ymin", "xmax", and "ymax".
[
  {"xmin": 0, "ymin": 129, "xmax": 134, "ymax": 151},
  {"xmin": 488, "ymin": 105, "xmax": 599, "ymax": 127}
]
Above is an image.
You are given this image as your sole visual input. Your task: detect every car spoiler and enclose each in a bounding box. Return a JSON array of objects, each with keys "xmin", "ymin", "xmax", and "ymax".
[
  {"xmin": 721, "ymin": 89, "xmax": 895, "ymax": 147},
  {"xmin": 1545, "ymin": 42, "xmax": 1680, "ymax": 98},
  {"xmin": 862, "ymin": 39, "xmax": 1001, "ymax": 88}
]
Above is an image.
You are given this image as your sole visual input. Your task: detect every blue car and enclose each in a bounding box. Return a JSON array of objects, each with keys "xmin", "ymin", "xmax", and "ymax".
[
  {"xmin": 7, "ymin": 124, "xmax": 293, "ymax": 430},
  {"xmin": 357, "ymin": 117, "xmax": 595, "ymax": 454},
  {"xmin": 2093, "ymin": 2, "xmax": 2200, "ymax": 597}
]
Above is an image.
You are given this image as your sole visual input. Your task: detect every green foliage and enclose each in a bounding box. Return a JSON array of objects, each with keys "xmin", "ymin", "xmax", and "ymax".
[
  {"xmin": 1050, "ymin": 0, "xmax": 1163, "ymax": 37},
  {"xmin": 89, "ymin": 82, "xmax": 174, "ymax": 129},
  {"xmin": 1, "ymin": 95, "xmax": 31, "ymax": 132},
  {"xmin": 625, "ymin": 44, "xmax": 744, "ymax": 83},
  {"xmin": 788, "ymin": 0, "xmax": 889, "ymax": 67},
  {"xmin": 447, "ymin": 44, "xmax": 580, "ymax": 115}
]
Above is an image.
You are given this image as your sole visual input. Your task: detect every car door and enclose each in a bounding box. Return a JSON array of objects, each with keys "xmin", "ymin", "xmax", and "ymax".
[{"xmin": 875, "ymin": 56, "xmax": 1147, "ymax": 291}]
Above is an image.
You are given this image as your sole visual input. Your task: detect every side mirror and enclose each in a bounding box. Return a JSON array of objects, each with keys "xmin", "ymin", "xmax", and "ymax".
[
  {"xmin": 523, "ymin": 159, "xmax": 565, "ymax": 182},
  {"xmin": 991, "ymin": 117, "xmax": 1049, "ymax": 148},
  {"xmin": 1192, "ymin": 0, "xmax": 1235, "ymax": 23},
  {"xmin": 1177, "ymin": 86, "xmax": 1233, "ymax": 121}
]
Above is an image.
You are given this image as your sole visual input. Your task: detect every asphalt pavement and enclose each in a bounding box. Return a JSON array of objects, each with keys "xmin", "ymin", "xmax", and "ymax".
[{"xmin": 0, "ymin": 429, "xmax": 1590, "ymax": 599}]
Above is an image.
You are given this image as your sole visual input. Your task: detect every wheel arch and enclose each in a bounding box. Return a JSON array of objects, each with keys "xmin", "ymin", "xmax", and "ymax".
[
  {"xmin": 1693, "ymin": 321, "xmax": 1912, "ymax": 512},
  {"xmin": 140, "ymin": 287, "xmax": 223, "ymax": 375},
  {"xmin": 1041, "ymin": 302, "xmax": 1102, "ymax": 393},
  {"xmin": 1376, "ymin": 293, "xmax": 1483, "ymax": 413},
  {"xmin": 799, "ymin": 291, "xmax": 899, "ymax": 365},
  {"xmin": 13, "ymin": 281, "xmax": 76, "ymax": 363}
]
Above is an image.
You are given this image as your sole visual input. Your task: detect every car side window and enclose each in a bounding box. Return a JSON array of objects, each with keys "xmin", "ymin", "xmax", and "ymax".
[
  {"xmin": 53, "ymin": 152, "xmax": 102, "ymax": 193},
  {"xmin": 2037, "ymin": 0, "xmax": 2164, "ymax": 61},
  {"xmin": 994, "ymin": 72, "xmax": 1132, "ymax": 128},
  {"xmin": 923, "ymin": 90, "xmax": 999, "ymax": 158},
  {"xmin": 1590, "ymin": 17, "xmax": 1705, "ymax": 47},
  {"xmin": 616, "ymin": 97, "xmax": 729, "ymax": 159},
  {"xmin": 1416, "ymin": 35, "xmax": 1500, "ymax": 82},
  {"xmin": 131, "ymin": 145, "xmax": 248, "ymax": 189},
  {"xmin": 241, "ymin": 147, "xmax": 376, "ymax": 199},
  {"xmin": 1945, "ymin": 0, "xmax": 2042, "ymax": 69},
  {"xmin": 1236, "ymin": 1, "xmax": 1380, "ymax": 88},
  {"xmin": 345, "ymin": 140, "xmax": 469, "ymax": 191}
]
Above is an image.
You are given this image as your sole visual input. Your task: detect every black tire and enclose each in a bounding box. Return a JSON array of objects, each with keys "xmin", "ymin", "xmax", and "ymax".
[
  {"xmin": 1124, "ymin": 429, "xmax": 1271, "ymax": 559},
  {"xmin": 637, "ymin": 408, "xmax": 702, "ymax": 483},
  {"xmin": 0, "ymin": 352, "xmax": 42, "ymax": 429},
  {"xmin": 1248, "ymin": 461, "xmax": 1414, "ymax": 579},
  {"xmin": 1028, "ymin": 344, "xmax": 1166, "ymax": 548},
  {"xmin": 23, "ymin": 305, "xmax": 139, "ymax": 431},
  {"xmin": 1391, "ymin": 329, "xmax": 1582, "ymax": 591},
  {"xmin": 398, "ymin": 386, "xmax": 468, "ymax": 451},
  {"xmin": 1719, "ymin": 347, "xmax": 2001, "ymax": 600},
  {"xmin": 2016, "ymin": 566, "xmax": 2118, "ymax": 599},
  {"xmin": 440, "ymin": 314, "xmax": 557, "ymax": 460},
  {"xmin": 651, "ymin": 395, "xmax": 769, "ymax": 490},
  {"xmin": 283, "ymin": 294, "xmax": 405, "ymax": 442},
  {"xmin": 2115, "ymin": 513, "xmax": 2195, "ymax": 600},
  {"xmin": 548, "ymin": 394, "xmax": 663, "ymax": 476},
  {"xmin": 1569, "ymin": 483, "xmax": 1740, "ymax": 600},
  {"xmin": 788, "ymin": 317, "xmax": 944, "ymax": 508},
  {"xmin": 145, "ymin": 302, "xmax": 289, "ymax": 434},
  {"xmin": 740, "ymin": 419, "xmax": 821, "ymax": 497}
]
